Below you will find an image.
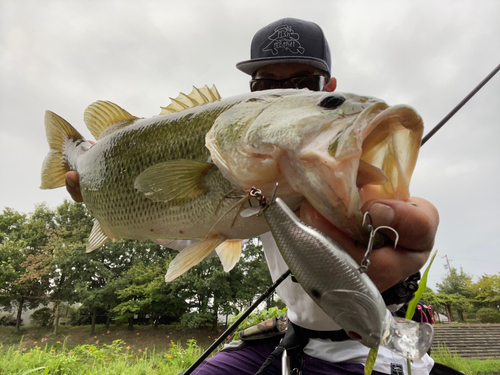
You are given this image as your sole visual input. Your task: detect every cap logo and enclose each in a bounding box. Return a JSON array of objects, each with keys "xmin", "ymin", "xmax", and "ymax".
[{"xmin": 262, "ymin": 25, "xmax": 305, "ymax": 56}]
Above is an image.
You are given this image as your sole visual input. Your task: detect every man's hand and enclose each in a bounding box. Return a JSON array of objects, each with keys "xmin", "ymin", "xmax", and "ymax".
[
  {"xmin": 299, "ymin": 198, "xmax": 439, "ymax": 293},
  {"xmin": 65, "ymin": 171, "xmax": 83, "ymax": 202}
]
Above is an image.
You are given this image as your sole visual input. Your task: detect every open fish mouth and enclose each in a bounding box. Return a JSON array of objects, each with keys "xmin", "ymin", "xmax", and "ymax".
[
  {"xmin": 294, "ymin": 98, "xmax": 424, "ymax": 243},
  {"xmin": 356, "ymin": 103, "xmax": 423, "ymax": 204}
]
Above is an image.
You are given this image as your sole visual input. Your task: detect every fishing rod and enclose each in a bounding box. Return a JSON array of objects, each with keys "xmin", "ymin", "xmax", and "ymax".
[
  {"xmin": 421, "ymin": 63, "xmax": 500, "ymax": 146},
  {"xmin": 182, "ymin": 269, "xmax": 292, "ymax": 375},
  {"xmin": 182, "ymin": 63, "xmax": 499, "ymax": 375}
]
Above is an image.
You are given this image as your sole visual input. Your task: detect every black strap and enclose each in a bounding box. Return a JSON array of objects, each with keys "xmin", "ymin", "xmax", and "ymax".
[
  {"xmin": 290, "ymin": 321, "xmax": 351, "ymax": 342},
  {"xmin": 254, "ymin": 341, "xmax": 285, "ymax": 375},
  {"xmin": 430, "ymin": 362, "xmax": 465, "ymax": 375}
]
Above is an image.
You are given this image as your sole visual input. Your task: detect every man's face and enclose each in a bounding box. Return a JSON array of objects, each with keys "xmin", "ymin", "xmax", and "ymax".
[{"xmin": 251, "ymin": 63, "xmax": 328, "ymax": 92}]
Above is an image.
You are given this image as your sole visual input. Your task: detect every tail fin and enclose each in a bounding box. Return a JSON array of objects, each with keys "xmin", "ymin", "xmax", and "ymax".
[{"xmin": 40, "ymin": 111, "xmax": 84, "ymax": 189}]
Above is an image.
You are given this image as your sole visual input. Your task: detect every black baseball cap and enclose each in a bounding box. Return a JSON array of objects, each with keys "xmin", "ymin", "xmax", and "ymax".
[{"xmin": 237, "ymin": 18, "xmax": 331, "ymax": 76}]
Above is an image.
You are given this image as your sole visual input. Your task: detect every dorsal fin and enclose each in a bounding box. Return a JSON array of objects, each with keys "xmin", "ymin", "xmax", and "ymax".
[
  {"xmin": 160, "ymin": 85, "xmax": 221, "ymax": 115},
  {"xmin": 84, "ymin": 101, "xmax": 139, "ymax": 140}
]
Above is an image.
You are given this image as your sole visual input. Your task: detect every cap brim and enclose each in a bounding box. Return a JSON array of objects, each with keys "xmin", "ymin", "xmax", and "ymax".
[{"xmin": 236, "ymin": 56, "xmax": 330, "ymax": 76}]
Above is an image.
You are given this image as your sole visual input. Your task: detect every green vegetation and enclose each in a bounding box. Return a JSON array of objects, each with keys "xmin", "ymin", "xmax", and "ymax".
[
  {"xmin": 228, "ymin": 306, "xmax": 287, "ymax": 340},
  {"xmin": 0, "ymin": 337, "xmax": 203, "ymax": 375},
  {"xmin": 476, "ymin": 308, "xmax": 500, "ymax": 324},
  {"xmin": 1, "ymin": 202, "xmax": 274, "ymax": 336},
  {"xmin": 422, "ymin": 267, "xmax": 500, "ymax": 323},
  {"xmin": 431, "ymin": 345, "xmax": 500, "ymax": 375},
  {"xmin": 2, "ymin": 327, "xmax": 500, "ymax": 375},
  {"xmin": 0, "ymin": 324, "xmax": 223, "ymax": 374}
]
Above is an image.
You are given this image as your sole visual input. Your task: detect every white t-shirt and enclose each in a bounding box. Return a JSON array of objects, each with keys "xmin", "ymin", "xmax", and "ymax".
[{"xmin": 260, "ymin": 232, "xmax": 434, "ymax": 375}]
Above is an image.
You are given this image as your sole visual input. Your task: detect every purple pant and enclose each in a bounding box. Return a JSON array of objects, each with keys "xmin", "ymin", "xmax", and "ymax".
[{"xmin": 190, "ymin": 339, "xmax": 386, "ymax": 375}]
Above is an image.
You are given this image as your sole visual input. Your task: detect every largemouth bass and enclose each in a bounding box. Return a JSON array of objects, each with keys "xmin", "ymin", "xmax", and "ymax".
[
  {"xmin": 41, "ymin": 86, "xmax": 423, "ymax": 281},
  {"xmin": 263, "ymin": 197, "xmax": 433, "ymax": 359}
]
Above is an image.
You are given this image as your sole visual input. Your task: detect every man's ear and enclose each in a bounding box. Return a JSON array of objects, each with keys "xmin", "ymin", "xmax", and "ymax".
[{"xmin": 324, "ymin": 77, "xmax": 337, "ymax": 92}]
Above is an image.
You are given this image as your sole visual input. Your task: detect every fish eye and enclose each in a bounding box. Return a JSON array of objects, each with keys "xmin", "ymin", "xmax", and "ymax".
[{"xmin": 319, "ymin": 94, "xmax": 346, "ymax": 109}]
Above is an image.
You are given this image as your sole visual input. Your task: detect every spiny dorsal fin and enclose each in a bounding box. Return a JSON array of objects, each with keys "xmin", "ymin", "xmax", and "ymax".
[
  {"xmin": 84, "ymin": 101, "xmax": 139, "ymax": 140},
  {"xmin": 160, "ymin": 85, "xmax": 221, "ymax": 115},
  {"xmin": 134, "ymin": 160, "xmax": 214, "ymax": 203}
]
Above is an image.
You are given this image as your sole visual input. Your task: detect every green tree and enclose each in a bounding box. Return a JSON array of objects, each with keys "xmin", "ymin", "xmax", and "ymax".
[
  {"xmin": 466, "ymin": 273, "xmax": 500, "ymax": 310},
  {"xmin": 424, "ymin": 289, "xmax": 473, "ymax": 322},
  {"xmin": 233, "ymin": 240, "xmax": 273, "ymax": 311},
  {"xmin": 436, "ymin": 267, "xmax": 473, "ymax": 296},
  {"xmin": 46, "ymin": 200, "xmax": 94, "ymax": 334},
  {"xmin": 0, "ymin": 208, "xmax": 26, "ymax": 244},
  {"xmin": 166, "ymin": 238, "xmax": 272, "ymax": 331},
  {"xmin": 112, "ymin": 261, "xmax": 187, "ymax": 328},
  {"xmin": 436, "ymin": 267, "xmax": 474, "ymax": 321},
  {"xmin": 0, "ymin": 205, "xmax": 55, "ymax": 331}
]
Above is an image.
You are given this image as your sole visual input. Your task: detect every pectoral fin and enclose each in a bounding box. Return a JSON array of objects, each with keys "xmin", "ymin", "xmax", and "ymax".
[
  {"xmin": 216, "ymin": 239, "xmax": 243, "ymax": 272},
  {"xmin": 86, "ymin": 220, "xmax": 111, "ymax": 252},
  {"xmin": 134, "ymin": 160, "xmax": 214, "ymax": 203},
  {"xmin": 165, "ymin": 235, "xmax": 226, "ymax": 282}
]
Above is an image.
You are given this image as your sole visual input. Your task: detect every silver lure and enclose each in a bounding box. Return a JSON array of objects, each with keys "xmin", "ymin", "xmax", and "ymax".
[{"xmin": 262, "ymin": 197, "xmax": 433, "ymax": 360}]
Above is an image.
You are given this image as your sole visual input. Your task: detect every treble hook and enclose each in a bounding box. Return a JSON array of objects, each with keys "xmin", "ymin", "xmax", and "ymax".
[
  {"xmin": 359, "ymin": 213, "xmax": 399, "ymax": 273},
  {"xmin": 240, "ymin": 184, "xmax": 279, "ymax": 218}
]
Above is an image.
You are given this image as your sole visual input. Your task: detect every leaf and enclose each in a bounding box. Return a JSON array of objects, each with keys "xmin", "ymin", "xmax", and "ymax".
[
  {"xmin": 406, "ymin": 250, "xmax": 438, "ymax": 320},
  {"xmin": 21, "ymin": 367, "xmax": 46, "ymax": 375},
  {"xmin": 364, "ymin": 347, "xmax": 378, "ymax": 375}
]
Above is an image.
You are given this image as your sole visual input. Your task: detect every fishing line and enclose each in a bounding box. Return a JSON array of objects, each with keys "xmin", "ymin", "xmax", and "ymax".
[
  {"xmin": 182, "ymin": 269, "xmax": 292, "ymax": 375},
  {"xmin": 421, "ymin": 63, "xmax": 500, "ymax": 146}
]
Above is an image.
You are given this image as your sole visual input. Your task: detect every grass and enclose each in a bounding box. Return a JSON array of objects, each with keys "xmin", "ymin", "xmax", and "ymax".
[
  {"xmin": 0, "ymin": 324, "xmax": 218, "ymax": 353},
  {"xmin": 0, "ymin": 324, "xmax": 225, "ymax": 375},
  {"xmin": 431, "ymin": 345, "xmax": 500, "ymax": 375},
  {"xmin": 0, "ymin": 338, "xmax": 203, "ymax": 374},
  {"xmin": 2, "ymin": 326, "xmax": 500, "ymax": 374}
]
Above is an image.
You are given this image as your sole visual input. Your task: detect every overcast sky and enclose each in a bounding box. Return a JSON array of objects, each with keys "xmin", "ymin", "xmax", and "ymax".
[{"xmin": 1, "ymin": 0, "xmax": 499, "ymax": 290}]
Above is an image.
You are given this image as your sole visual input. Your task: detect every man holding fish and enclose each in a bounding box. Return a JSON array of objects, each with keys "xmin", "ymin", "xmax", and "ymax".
[{"xmin": 63, "ymin": 18, "xmax": 439, "ymax": 375}]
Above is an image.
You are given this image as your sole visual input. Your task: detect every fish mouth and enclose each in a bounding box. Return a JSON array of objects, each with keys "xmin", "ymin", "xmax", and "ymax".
[
  {"xmin": 356, "ymin": 103, "xmax": 423, "ymax": 204},
  {"xmin": 300, "ymin": 102, "xmax": 423, "ymax": 243}
]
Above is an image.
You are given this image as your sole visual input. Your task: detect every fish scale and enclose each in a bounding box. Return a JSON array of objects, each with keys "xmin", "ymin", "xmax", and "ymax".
[{"xmin": 78, "ymin": 106, "xmax": 243, "ymax": 239}]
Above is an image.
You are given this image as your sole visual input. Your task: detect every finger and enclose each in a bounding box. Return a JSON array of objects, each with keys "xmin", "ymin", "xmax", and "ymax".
[
  {"xmin": 362, "ymin": 197, "xmax": 439, "ymax": 252},
  {"xmin": 65, "ymin": 171, "xmax": 83, "ymax": 202},
  {"xmin": 364, "ymin": 246, "xmax": 431, "ymax": 292},
  {"xmin": 300, "ymin": 199, "xmax": 432, "ymax": 292},
  {"xmin": 324, "ymin": 77, "xmax": 337, "ymax": 92}
]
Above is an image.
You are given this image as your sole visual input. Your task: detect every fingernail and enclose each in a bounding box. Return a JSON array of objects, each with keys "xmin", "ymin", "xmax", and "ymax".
[
  {"xmin": 66, "ymin": 176, "xmax": 75, "ymax": 188},
  {"xmin": 369, "ymin": 203, "xmax": 394, "ymax": 226}
]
